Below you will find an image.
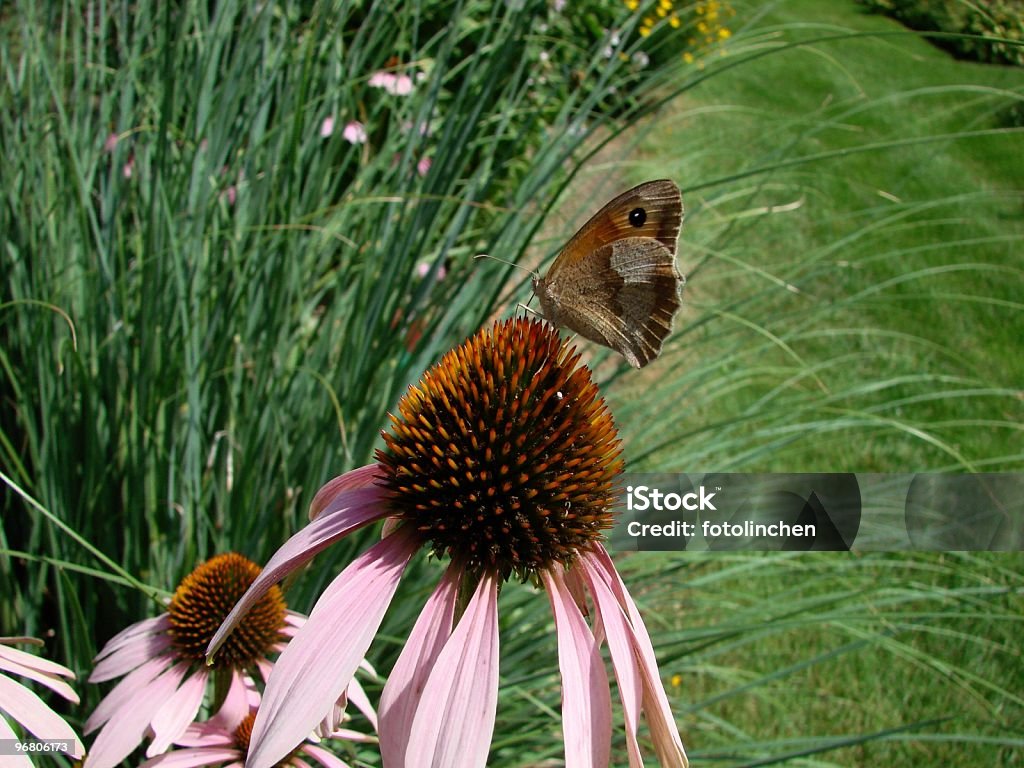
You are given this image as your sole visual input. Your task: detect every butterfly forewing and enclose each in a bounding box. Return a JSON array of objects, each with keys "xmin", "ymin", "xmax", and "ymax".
[{"xmin": 533, "ymin": 179, "xmax": 685, "ymax": 368}]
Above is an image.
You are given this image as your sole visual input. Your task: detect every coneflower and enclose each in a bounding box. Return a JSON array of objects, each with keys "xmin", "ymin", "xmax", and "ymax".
[
  {"xmin": 208, "ymin": 317, "xmax": 688, "ymax": 768},
  {"xmin": 85, "ymin": 552, "xmax": 374, "ymax": 767}
]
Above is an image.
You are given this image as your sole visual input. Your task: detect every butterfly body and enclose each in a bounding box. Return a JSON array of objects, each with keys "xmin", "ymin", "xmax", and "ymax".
[{"xmin": 533, "ymin": 179, "xmax": 685, "ymax": 368}]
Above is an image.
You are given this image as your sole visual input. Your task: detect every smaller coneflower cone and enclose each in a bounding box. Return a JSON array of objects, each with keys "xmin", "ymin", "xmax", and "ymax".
[
  {"xmin": 169, "ymin": 552, "xmax": 286, "ymax": 669},
  {"xmin": 376, "ymin": 316, "xmax": 624, "ymax": 581}
]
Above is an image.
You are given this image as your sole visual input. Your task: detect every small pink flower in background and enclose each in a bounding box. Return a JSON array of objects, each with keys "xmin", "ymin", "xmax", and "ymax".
[
  {"xmin": 0, "ymin": 636, "xmax": 84, "ymax": 764},
  {"xmin": 139, "ymin": 673, "xmax": 377, "ymax": 768},
  {"xmin": 102, "ymin": 132, "xmax": 119, "ymax": 153},
  {"xmin": 343, "ymin": 121, "xmax": 368, "ymax": 145},
  {"xmin": 208, "ymin": 318, "xmax": 689, "ymax": 768},
  {"xmin": 123, "ymin": 153, "xmax": 135, "ymax": 179},
  {"xmin": 415, "ymin": 260, "xmax": 447, "ymax": 281},
  {"xmin": 369, "ymin": 70, "xmax": 415, "ymax": 96},
  {"xmin": 84, "ymin": 552, "xmax": 311, "ymax": 768},
  {"xmin": 416, "ymin": 155, "xmax": 432, "ymax": 177},
  {"xmin": 320, "ymin": 115, "xmax": 336, "ymax": 137}
]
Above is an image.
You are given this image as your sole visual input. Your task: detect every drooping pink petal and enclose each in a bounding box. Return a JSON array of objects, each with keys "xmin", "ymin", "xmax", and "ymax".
[
  {"xmin": 542, "ymin": 566, "xmax": 612, "ymax": 768},
  {"xmin": 320, "ymin": 116, "xmax": 335, "ymax": 137},
  {"xmin": 345, "ymin": 674, "xmax": 378, "ymax": 731},
  {"xmin": 378, "ymin": 562, "xmax": 460, "ymax": 765},
  {"xmin": 0, "ymin": 674, "xmax": 82, "ymax": 756},
  {"xmin": 92, "ymin": 614, "xmax": 171, "ymax": 665},
  {"xmin": 0, "ymin": 715, "xmax": 34, "ymax": 768},
  {"xmin": 85, "ymin": 662, "xmax": 189, "ymax": 768},
  {"xmin": 0, "ymin": 648, "xmax": 78, "ymax": 702},
  {"xmin": 148, "ymin": 667, "xmax": 210, "ymax": 755},
  {"xmin": 309, "ymin": 465, "xmax": 383, "ymax": 520},
  {"xmin": 302, "ymin": 743, "xmax": 351, "ymax": 768},
  {"xmin": 207, "ymin": 483, "xmax": 389, "ymax": 660},
  {"xmin": 404, "ymin": 569, "xmax": 499, "ymax": 768},
  {"xmin": 588, "ymin": 545, "xmax": 687, "ymax": 768},
  {"xmin": 579, "ymin": 554, "xmax": 643, "ymax": 767},
  {"xmin": 246, "ymin": 528, "xmax": 419, "ymax": 768},
  {"xmin": 139, "ymin": 746, "xmax": 242, "ymax": 767},
  {"xmin": 205, "ymin": 671, "xmax": 249, "ymax": 733},
  {"xmin": 90, "ymin": 630, "xmax": 172, "ymax": 682},
  {"xmin": 85, "ymin": 654, "xmax": 172, "ymax": 733},
  {"xmin": 175, "ymin": 720, "xmax": 237, "ymax": 748}
]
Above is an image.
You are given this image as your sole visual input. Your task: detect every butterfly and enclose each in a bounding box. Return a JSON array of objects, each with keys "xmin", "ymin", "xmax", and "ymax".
[{"xmin": 533, "ymin": 179, "xmax": 685, "ymax": 368}]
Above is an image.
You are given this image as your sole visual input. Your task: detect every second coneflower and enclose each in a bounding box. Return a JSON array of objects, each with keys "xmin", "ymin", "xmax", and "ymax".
[
  {"xmin": 208, "ymin": 317, "xmax": 688, "ymax": 768},
  {"xmin": 85, "ymin": 553, "xmax": 376, "ymax": 768}
]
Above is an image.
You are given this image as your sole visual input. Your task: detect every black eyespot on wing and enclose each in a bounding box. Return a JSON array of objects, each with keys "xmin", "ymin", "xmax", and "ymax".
[{"xmin": 628, "ymin": 207, "xmax": 647, "ymax": 227}]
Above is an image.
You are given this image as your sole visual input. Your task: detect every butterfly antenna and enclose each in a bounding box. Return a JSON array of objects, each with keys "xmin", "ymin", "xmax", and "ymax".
[{"xmin": 474, "ymin": 253, "xmax": 539, "ymax": 281}]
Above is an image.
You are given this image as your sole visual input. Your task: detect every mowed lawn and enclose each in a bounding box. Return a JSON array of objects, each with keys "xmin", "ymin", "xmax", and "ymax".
[
  {"xmin": 607, "ymin": 0, "xmax": 1023, "ymax": 474},
  {"xmin": 604, "ymin": 1, "xmax": 1023, "ymax": 766}
]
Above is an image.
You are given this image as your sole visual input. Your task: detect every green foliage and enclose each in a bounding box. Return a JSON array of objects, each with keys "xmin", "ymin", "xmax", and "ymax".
[
  {"xmin": 2, "ymin": 0, "xmax": 1023, "ymax": 765},
  {"xmin": 0, "ymin": 0, "xmax": 682, "ymax": 662},
  {"xmin": 858, "ymin": 0, "xmax": 1024, "ymax": 66}
]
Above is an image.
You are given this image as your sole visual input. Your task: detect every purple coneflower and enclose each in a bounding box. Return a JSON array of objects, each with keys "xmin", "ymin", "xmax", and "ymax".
[
  {"xmin": 85, "ymin": 552, "xmax": 376, "ymax": 767},
  {"xmin": 0, "ymin": 636, "xmax": 83, "ymax": 764},
  {"xmin": 208, "ymin": 317, "xmax": 688, "ymax": 768},
  {"xmin": 139, "ymin": 672, "xmax": 376, "ymax": 768}
]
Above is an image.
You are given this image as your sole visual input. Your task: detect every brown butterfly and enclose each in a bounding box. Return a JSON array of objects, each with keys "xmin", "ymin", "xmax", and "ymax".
[{"xmin": 533, "ymin": 179, "xmax": 685, "ymax": 368}]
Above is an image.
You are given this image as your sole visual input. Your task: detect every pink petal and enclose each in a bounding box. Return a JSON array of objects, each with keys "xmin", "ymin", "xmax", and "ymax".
[
  {"xmin": 0, "ymin": 643, "xmax": 76, "ymax": 680},
  {"xmin": 580, "ymin": 555, "xmax": 643, "ymax": 767},
  {"xmin": 345, "ymin": 675, "xmax": 377, "ymax": 731},
  {"xmin": 85, "ymin": 662, "xmax": 189, "ymax": 768},
  {"xmin": 0, "ymin": 674, "xmax": 82, "ymax": 757},
  {"xmin": 85, "ymin": 654, "xmax": 171, "ymax": 733},
  {"xmin": 405, "ymin": 570, "xmax": 499, "ymax": 768},
  {"xmin": 148, "ymin": 668, "xmax": 210, "ymax": 755},
  {"xmin": 309, "ymin": 465, "xmax": 383, "ymax": 520},
  {"xmin": 301, "ymin": 744, "xmax": 351, "ymax": 768},
  {"xmin": 205, "ymin": 671, "xmax": 249, "ymax": 732},
  {"xmin": 246, "ymin": 529, "xmax": 418, "ymax": 768},
  {"xmin": 0, "ymin": 649, "xmax": 78, "ymax": 703},
  {"xmin": 542, "ymin": 566, "xmax": 612, "ymax": 768},
  {"xmin": 207, "ymin": 482, "xmax": 389, "ymax": 661},
  {"xmin": 90, "ymin": 630, "xmax": 172, "ymax": 682},
  {"xmin": 320, "ymin": 116, "xmax": 335, "ymax": 137},
  {"xmin": 0, "ymin": 715, "xmax": 34, "ymax": 768},
  {"xmin": 588, "ymin": 545, "xmax": 687, "ymax": 768},
  {"xmin": 93, "ymin": 614, "xmax": 171, "ymax": 665},
  {"xmin": 176, "ymin": 721, "xmax": 236, "ymax": 748},
  {"xmin": 378, "ymin": 563, "xmax": 460, "ymax": 765},
  {"xmin": 139, "ymin": 746, "xmax": 242, "ymax": 768}
]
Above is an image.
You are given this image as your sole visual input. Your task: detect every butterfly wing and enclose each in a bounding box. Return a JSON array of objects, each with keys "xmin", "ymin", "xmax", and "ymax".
[
  {"xmin": 538, "ymin": 238, "xmax": 683, "ymax": 367},
  {"xmin": 544, "ymin": 179, "xmax": 682, "ymax": 284},
  {"xmin": 535, "ymin": 179, "xmax": 685, "ymax": 367}
]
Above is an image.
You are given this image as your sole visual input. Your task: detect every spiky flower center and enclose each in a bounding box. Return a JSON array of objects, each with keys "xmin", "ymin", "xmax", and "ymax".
[
  {"xmin": 233, "ymin": 713, "xmax": 255, "ymax": 754},
  {"xmin": 168, "ymin": 553, "xmax": 286, "ymax": 669},
  {"xmin": 377, "ymin": 317, "xmax": 623, "ymax": 581}
]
